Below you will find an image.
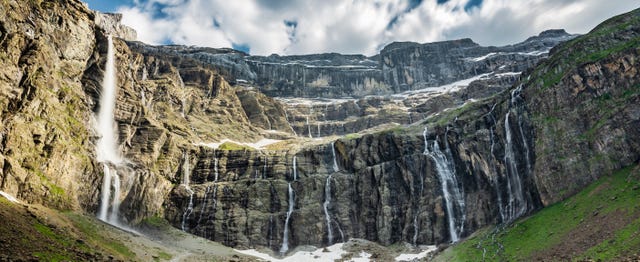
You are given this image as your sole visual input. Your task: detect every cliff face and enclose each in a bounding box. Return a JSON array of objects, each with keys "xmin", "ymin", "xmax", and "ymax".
[
  {"xmin": 0, "ymin": 0, "xmax": 99, "ymax": 210},
  {"xmin": 1, "ymin": 0, "xmax": 638, "ymax": 257},
  {"xmin": 525, "ymin": 12, "xmax": 640, "ymax": 205}
]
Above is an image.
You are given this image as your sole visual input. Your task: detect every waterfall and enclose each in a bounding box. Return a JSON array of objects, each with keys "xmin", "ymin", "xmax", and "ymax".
[
  {"xmin": 196, "ymin": 185, "xmax": 211, "ymax": 230},
  {"xmin": 280, "ymin": 183, "xmax": 295, "ymax": 254},
  {"xmin": 263, "ymin": 156, "xmax": 268, "ymax": 179},
  {"xmin": 306, "ymin": 116, "xmax": 312, "ymax": 138},
  {"xmin": 502, "ymin": 99, "xmax": 528, "ymax": 222},
  {"xmin": 292, "ymin": 156, "xmax": 298, "ymax": 181},
  {"xmin": 413, "ymin": 131, "xmax": 427, "ymax": 245},
  {"xmin": 96, "ymin": 35, "xmax": 123, "ymax": 224},
  {"xmin": 214, "ymin": 154, "xmax": 219, "ymax": 182},
  {"xmin": 423, "ymin": 128, "xmax": 466, "ymax": 243},
  {"xmin": 203, "ymin": 185, "xmax": 219, "ymax": 239},
  {"xmin": 181, "ymin": 153, "xmax": 195, "ymax": 231},
  {"xmin": 412, "ymin": 215, "xmax": 419, "ymax": 245},
  {"xmin": 331, "ymin": 142, "xmax": 339, "ymax": 172},
  {"xmin": 323, "ymin": 174, "xmax": 334, "ymax": 245},
  {"xmin": 284, "ymin": 110, "xmax": 297, "ymax": 136},
  {"xmin": 177, "ymin": 73, "xmax": 186, "ymax": 118},
  {"xmin": 486, "ymin": 103, "xmax": 506, "ymax": 222}
]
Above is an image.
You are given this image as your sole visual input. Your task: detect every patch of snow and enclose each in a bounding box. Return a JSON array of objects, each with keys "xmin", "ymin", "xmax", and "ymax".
[
  {"xmin": 0, "ymin": 191, "xmax": 19, "ymax": 203},
  {"xmin": 276, "ymin": 97, "xmax": 357, "ymax": 106},
  {"xmin": 467, "ymin": 52, "xmax": 498, "ymax": 62},
  {"xmin": 349, "ymin": 251, "xmax": 372, "ymax": 262},
  {"xmin": 235, "ymin": 243, "xmax": 348, "ymax": 261},
  {"xmin": 196, "ymin": 138, "xmax": 282, "ymax": 150},
  {"xmin": 467, "ymin": 49, "xmax": 549, "ymax": 62},
  {"xmin": 394, "ymin": 246, "xmax": 438, "ymax": 261},
  {"xmin": 392, "ymin": 73, "xmax": 492, "ymax": 99},
  {"xmin": 516, "ymin": 49, "xmax": 550, "ymax": 56},
  {"xmin": 495, "ymin": 72, "xmax": 521, "ymax": 77}
]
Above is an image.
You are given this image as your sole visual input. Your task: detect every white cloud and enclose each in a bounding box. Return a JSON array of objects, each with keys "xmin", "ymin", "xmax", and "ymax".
[{"xmin": 117, "ymin": 0, "xmax": 638, "ymax": 56}]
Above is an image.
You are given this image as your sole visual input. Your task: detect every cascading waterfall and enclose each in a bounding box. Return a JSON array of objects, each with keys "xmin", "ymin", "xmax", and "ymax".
[
  {"xmin": 412, "ymin": 131, "xmax": 426, "ymax": 245},
  {"xmin": 178, "ymin": 73, "xmax": 187, "ymax": 118},
  {"xmin": 323, "ymin": 174, "xmax": 334, "ymax": 245},
  {"xmin": 263, "ymin": 156, "xmax": 268, "ymax": 179},
  {"xmin": 292, "ymin": 156, "xmax": 298, "ymax": 181},
  {"xmin": 280, "ymin": 183, "xmax": 295, "ymax": 254},
  {"xmin": 96, "ymin": 35, "xmax": 123, "ymax": 225},
  {"xmin": 214, "ymin": 152, "xmax": 219, "ymax": 182},
  {"xmin": 423, "ymin": 127, "xmax": 466, "ymax": 243},
  {"xmin": 306, "ymin": 115, "xmax": 312, "ymax": 138},
  {"xmin": 501, "ymin": 84, "xmax": 530, "ymax": 222},
  {"xmin": 181, "ymin": 153, "xmax": 195, "ymax": 231},
  {"xmin": 331, "ymin": 142, "xmax": 339, "ymax": 172},
  {"xmin": 203, "ymin": 185, "xmax": 218, "ymax": 239},
  {"xmin": 486, "ymin": 103, "xmax": 507, "ymax": 222},
  {"xmin": 196, "ymin": 185, "xmax": 211, "ymax": 229},
  {"xmin": 284, "ymin": 110, "xmax": 297, "ymax": 136},
  {"xmin": 323, "ymin": 141, "xmax": 345, "ymax": 244}
]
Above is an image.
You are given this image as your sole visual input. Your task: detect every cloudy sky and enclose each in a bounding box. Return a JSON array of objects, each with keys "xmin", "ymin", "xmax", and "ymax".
[{"xmin": 82, "ymin": 0, "xmax": 637, "ymax": 56}]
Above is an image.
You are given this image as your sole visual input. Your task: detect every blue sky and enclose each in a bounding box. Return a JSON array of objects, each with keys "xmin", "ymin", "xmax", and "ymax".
[
  {"xmin": 81, "ymin": 0, "xmax": 638, "ymax": 56},
  {"xmin": 83, "ymin": 0, "xmax": 133, "ymax": 12}
]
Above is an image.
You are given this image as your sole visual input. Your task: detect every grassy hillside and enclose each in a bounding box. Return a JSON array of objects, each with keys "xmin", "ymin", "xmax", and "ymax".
[
  {"xmin": 0, "ymin": 196, "xmax": 254, "ymax": 261},
  {"xmin": 435, "ymin": 164, "xmax": 640, "ymax": 261}
]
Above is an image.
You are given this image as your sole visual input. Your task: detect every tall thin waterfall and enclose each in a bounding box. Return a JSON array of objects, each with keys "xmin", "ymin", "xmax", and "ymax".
[
  {"xmin": 181, "ymin": 153, "xmax": 194, "ymax": 231},
  {"xmin": 292, "ymin": 156, "xmax": 298, "ymax": 181},
  {"xmin": 214, "ymin": 152, "xmax": 219, "ymax": 182},
  {"xmin": 196, "ymin": 185, "xmax": 211, "ymax": 229},
  {"xmin": 331, "ymin": 142, "xmax": 339, "ymax": 172},
  {"xmin": 323, "ymin": 174, "xmax": 334, "ymax": 245},
  {"xmin": 423, "ymin": 127, "xmax": 466, "ymax": 243},
  {"xmin": 263, "ymin": 156, "xmax": 268, "ymax": 179},
  {"xmin": 96, "ymin": 35, "xmax": 123, "ymax": 224},
  {"xmin": 486, "ymin": 103, "xmax": 507, "ymax": 222},
  {"xmin": 280, "ymin": 183, "xmax": 295, "ymax": 254},
  {"xmin": 501, "ymin": 85, "xmax": 529, "ymax": 222},
  {"xmin": 306, "ymin": 115, "xmax": 312, "ymax": 138}
]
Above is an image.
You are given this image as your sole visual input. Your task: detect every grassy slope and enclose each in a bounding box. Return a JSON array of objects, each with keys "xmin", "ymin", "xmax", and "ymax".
[
  {"xmin": 0, "ymin": 197, "xmax": 257, "ymax": 261},
  {"xmin": 435, "ymin": 164, "xmax": 640, "ymax": 261}
]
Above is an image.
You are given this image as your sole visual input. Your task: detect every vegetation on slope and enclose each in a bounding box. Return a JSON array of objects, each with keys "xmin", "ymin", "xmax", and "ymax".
[{"xmin": 436, "ymin": 164, "xmax": 640, "ymax": 261}]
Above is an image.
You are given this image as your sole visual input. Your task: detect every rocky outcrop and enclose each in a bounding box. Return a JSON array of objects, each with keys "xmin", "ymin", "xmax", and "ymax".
[
  {"xmin": 145, "ymin": 31, "xmax": 573, "ymax": 99},
  {"xmin": 524, "ymin": 11, "xmax": 640, "ymax": 205},
  {"xmin": 0, "ymin": 0, "xmax": 99, "ymax": 211},
  {"xmin": 162, "ymin": 9, "xmax": 640, "ymax": 253},
  {"xmin": 94, "ymin": 12, "xmax": 137, "ymax": 41}
]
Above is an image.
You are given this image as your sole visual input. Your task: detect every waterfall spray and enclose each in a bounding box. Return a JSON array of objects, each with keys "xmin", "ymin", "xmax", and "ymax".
[{"xmin": 96, "ymin": 35, "xmax": 123, "ymax": 225}]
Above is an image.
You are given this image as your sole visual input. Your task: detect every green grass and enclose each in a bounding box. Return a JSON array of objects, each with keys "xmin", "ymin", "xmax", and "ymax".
[
  {"xmin": 344, "ymin": 133, "xmax": 362, "ymax": 140},
  {"xmin": 580, "ymin": 218, "xmax": 640, "ymax": 261},
  {"xmin": 529, "ymin": 10, "xmax": 640, "ymax": 90},
  {"xmin": 66, "ymin": 213, "xmax": 136, "ymax": 259},
  {"xmin": 437, "ymin": 165, "xmax": 640, "ymax": 261},
  {"xmin": 142, "ymin": 215, "xmax": 168, "ymax": 227},
  {"xmin": 218, "ymin": 141, "xmax": 254, "ymax": 151},
  {"xmin": 155, "ymin": 251, "xmax": 173, "ymax": 261},
  {"xmin": 33, "ymin": 252, "xmax": 71, "ymax": 262}
]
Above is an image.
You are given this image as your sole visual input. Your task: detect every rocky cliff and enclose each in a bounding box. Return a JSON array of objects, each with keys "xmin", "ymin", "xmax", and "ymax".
[
  {"xmin": 159, "ymin": 30, "xmax": 572, "ymax": 99},
  {"xmin": 0, "ymin": 0, "xmax": 638, "ymax": 258}
]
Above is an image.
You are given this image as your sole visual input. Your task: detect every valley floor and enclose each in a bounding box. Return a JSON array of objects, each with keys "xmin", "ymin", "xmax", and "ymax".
[{"xmin": 0, "ymin": 192, "xmax": 438, "ymax": 262}]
